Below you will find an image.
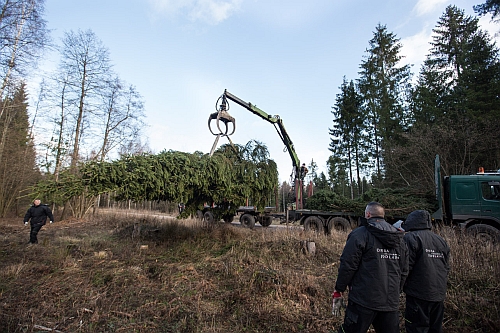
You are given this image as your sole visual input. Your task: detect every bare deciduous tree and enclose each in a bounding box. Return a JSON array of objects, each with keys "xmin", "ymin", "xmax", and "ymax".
[
  {"xmin": 97, "ymin": 77, "xmax": 145, "ymax": 161},
  {"xmin": 58, "ymin": 29, "xmax": 112, "ymax": 168}
]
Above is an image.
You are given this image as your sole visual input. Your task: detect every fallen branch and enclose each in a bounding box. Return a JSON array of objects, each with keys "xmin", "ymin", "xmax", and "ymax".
[{"xmin": 33, "ymin": 325, "xmax": 64, "ymax": 333}]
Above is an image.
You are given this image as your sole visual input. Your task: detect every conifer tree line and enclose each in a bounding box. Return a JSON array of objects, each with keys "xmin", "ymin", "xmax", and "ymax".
[{"xmin": 327, "ymin": 4, "xmax": 500, "ymax": 199}]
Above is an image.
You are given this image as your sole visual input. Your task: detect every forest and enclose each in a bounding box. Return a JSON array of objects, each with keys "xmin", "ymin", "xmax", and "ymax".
[
  {"xmin": 327, "ymin": 4, "xmax": 500, "ymax": 201},
  {"xmin": 0, "ymin": 1, "xmax": 499, "ymax": 218}
]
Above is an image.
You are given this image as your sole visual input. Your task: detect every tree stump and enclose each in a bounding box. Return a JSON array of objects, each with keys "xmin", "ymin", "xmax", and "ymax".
[{"xmin": 300, "ymin": 240, "xmax": 316, "ymax": 255}]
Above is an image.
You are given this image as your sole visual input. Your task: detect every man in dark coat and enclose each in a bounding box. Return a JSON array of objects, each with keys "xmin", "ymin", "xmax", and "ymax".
[
  {"xmin": 332, "ymin": 201, "xmax": 409, "ymax": 333},
  {"xmin": 401, "ymin": 210, "xmax": 450, "ymax": 333},
  {"xmin": 23, "ymin": 199, "xmax": 54, "ymax": 245}
]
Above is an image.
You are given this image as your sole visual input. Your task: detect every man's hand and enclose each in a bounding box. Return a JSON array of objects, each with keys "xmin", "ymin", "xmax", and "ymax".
[
  {"xmin": 24, "ymin": 222, "xmax": 28, "ymax": 226},
  {"xmin": 332, "ymin": 291, "xmax": 345, "ymax": 316}
]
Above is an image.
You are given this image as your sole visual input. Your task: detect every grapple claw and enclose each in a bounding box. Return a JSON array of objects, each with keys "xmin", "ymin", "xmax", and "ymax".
[
  {"xmin": 208, "ymin": 110, "xmax": 236, "ymax": 136},
  {"xmin": 208, "ymin": 92, "xmax": 238, "ymax": 156}
]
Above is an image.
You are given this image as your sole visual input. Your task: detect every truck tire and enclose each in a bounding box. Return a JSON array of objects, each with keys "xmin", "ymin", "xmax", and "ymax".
[
  {"xmin": 328, "ymin": 217, "xmax": 351, "ymax": 234},
  {"xmin": 196, "ymin": 210, "xmax": 204, "ymax": 220},
  {"xmin": 260, "ymin": 216, "xmax": 273, "ymax": 227},
  {"xmin": 204, "ymin": 211, "xmax": 215, "ymax": 224},
  {"xmin": 467, "ymin": 224, "xmax": 500, "ymax": 244},
  {"xmin": 303, "ymin": 216, "xmax": 323, "ymax": 233},
  {"xmin": 240, "ymin": 214, "xmax": 255, "ymax": 229}
]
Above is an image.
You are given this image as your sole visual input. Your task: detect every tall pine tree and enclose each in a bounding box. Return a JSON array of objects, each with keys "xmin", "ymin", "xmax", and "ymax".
[
  {"xmin": 0, "ymin": 83, "xmax": 39, "ymax": 216},
  {"xmin": 412, "ymin": 5, "xmax": 500, "ymax": 174},
  {"xmin": 329, "ymin": 77, "xmax": 368, "ymax": 198},
  {"xmin": 357, "ymin": 24, "xmax": 412, "ymax": 185}
]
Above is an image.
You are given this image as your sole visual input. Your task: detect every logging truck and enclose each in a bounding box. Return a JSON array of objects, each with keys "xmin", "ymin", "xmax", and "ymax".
[{"xmin": 205, "ymin": 90, "xmax": 500, "ymax": 243}]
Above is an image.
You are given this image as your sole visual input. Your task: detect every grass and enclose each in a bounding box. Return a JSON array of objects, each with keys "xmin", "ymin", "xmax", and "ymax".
[{"xmin": 0, "ymin": 210, "xmax": 498, "ymax": 333}]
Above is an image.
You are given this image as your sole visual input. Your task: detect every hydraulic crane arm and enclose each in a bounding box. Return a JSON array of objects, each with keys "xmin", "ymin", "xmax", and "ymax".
[
  {"xmin": 221, "ymin": 90, "xmax": 301, "ymax": 169},
  {"xmin": 208, "ymin": 89, "xmax": 306, "ymax": 209}
]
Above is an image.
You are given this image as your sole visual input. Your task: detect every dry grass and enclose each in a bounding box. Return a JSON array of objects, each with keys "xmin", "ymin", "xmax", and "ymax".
[
  {"xmin": 0, "ymin": 211, "xmax": 498, "ymax": 333},
  {"xmin": 438, "ymin": 227, "xmax": 500, "ymax": 332}
]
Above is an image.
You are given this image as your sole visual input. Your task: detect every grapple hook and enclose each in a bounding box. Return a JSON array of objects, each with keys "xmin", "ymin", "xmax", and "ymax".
[{"xmin": 208, "ymin": 95, "xmax": 236, "ymax": 136}]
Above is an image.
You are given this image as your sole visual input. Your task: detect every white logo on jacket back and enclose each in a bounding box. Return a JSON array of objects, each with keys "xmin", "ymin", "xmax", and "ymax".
[
  {"xmin": 425, "ymin": 248, "xmax": 444, "ymax": 258},
  {"xmin": 377, "ymin": 248, "xmax": 400, "ymax": 260}
]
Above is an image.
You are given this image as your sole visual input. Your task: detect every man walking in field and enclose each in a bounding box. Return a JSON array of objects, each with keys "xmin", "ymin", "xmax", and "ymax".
[
  {"xmin": 23, "ymin": 199, "xmax": 54, "ymax": 245},
  {"xmin": 401, "ymin": 210, "xmax": 450, "ymax": 333},
  {"xmin": 332, "ymin": 201, "xmax": 409, "ymax": 333}
]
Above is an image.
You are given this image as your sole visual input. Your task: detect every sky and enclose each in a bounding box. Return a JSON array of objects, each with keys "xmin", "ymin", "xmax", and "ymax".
[{"xmin": 29, "ymin": 0, "xmax": 499, "ymax": 182}]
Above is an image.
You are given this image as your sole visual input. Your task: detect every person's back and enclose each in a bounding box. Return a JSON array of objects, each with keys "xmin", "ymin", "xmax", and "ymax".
[
  {"xmin": 333, "ymin": 202, "xmax": 409, "ymax": 333},
  {"xmin": 336, "ymin": 218, "xmax": 407, "ymax": 311},
  {"xmin": 402, "ymin": 210, "xmax": 450, "ymax": 333}
]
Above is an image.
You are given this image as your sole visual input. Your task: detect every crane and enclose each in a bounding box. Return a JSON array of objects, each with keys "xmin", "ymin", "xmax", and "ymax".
[{"xmin": 208, "ymin": 89, "xmax": 306, "ymax": 209}]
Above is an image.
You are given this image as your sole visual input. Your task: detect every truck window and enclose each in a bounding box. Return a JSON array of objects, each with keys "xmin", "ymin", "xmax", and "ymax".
[
  {"xmin": 481, "ymin": 182, "xmax": 500, "ymax": 200},
  {"xmin": 455, "ymin": 182, "xmax": 477, "ymax": 200}
]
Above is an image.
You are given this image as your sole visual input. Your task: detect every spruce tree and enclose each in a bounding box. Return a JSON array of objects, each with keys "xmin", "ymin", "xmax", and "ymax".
[
  {"xmin": 357, "ymin": 24, "xmax": 412, "ymax": 185},
  {"xmin": 474, "ymin": 0, "xmax": 500, "ymax": 21},
  {"xmin": 0, "ymin": 83, "xmax": 39, "ymax": 216},
  {"xmin": 412, "ymin": 5, "xmax": 500, "ymax": 174},
  {"xmin": 329, "ymin": 77, "xmax": 367, "ymax": 198}
]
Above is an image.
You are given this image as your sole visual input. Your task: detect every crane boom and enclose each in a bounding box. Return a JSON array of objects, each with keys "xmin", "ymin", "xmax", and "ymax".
[
  {"xmin": 208, "ymin": 89, "xmax": 306, "ymax": 209},
  {"xmin": 222, "ymin": 90, "xmax": 301, "ymax": 169}
]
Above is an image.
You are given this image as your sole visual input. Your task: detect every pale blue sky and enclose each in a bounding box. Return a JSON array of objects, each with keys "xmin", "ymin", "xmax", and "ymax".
[{"xmin": 31, "ymin": 0, "xmax": 497, "ymax": 182}]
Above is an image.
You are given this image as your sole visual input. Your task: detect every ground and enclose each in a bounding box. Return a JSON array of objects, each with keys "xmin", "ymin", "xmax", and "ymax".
[{"xmin": 0, "ymin": 210, "xmax": 498, "ymax": 332}]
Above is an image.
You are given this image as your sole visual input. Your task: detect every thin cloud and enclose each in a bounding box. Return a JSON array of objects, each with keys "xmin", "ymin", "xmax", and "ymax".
[
  {"xmin": 149, "ymin": 0, "xmax": 242, "ymax": 24},
  {"xmin": 148, "ymin": 0, "xmax": 190, "ymax": 14},
  {"xmin": 244, "ymin": 0, "xmax": 334, "ymax": 30},
  {"xmin": 413, "ymin": 0, "xmax": 449, "ymax": 16},
  {"xmin": 478, "ymin": 15, "xmax": 500, "ymax": 40},
  {"xmin": 401, "ymin": 26, "xmax": 433, "ymax": 71}
]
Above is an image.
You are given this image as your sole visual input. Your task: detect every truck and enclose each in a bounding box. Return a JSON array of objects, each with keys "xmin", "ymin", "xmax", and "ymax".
[
  {"xmin": 433, "ymin": 154, "xmax": 500, "ymax": 243},
  {"xmin": 205, "ymin": 90, "xmax": 500, "ymax": 243}
]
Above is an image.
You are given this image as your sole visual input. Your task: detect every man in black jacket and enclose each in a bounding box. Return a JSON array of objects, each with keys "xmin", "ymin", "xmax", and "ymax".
[
  {"xmin": 333, "ymin": 202, "xmax": 409, "ymax": 333},
  {"xmin": 401, "ymin": 210, "xmax": 450, "ymax": 333},
  {"xmin": 23, "ymin": 199, "xmax": 54, "ymax": 245}
]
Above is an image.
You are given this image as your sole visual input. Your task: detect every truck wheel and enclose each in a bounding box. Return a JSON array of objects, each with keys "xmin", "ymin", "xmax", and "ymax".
[
  {"xmin": 328, "ymin": 217, "xmax": 351, "ymax": 234},
  {"xmin": 240, "ymin": 214, "xmax": 255, "ymax": 229},
  {"xmin": 260, "ymin": 216, "xmax": 273, "ymax": 227},
  {"xmin": 467, "ymin": 224, "xmax": 500, "ymax": 244},
  {"xmin": 223, "ymin": 215, "xmax": 234, "ymax": 223},
  {"xmin": 303, "ymin": 216, "xmax": 323, "ymax": 233},
  {"xmin": 204, "ymin": 211, "xmax": 215, "ymax": 224}
]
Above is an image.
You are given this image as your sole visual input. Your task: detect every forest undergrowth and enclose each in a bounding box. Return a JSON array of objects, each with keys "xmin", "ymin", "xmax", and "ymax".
[{"xmin": 0, "ymin": 210, "xmax": 498, "ymax": 333}]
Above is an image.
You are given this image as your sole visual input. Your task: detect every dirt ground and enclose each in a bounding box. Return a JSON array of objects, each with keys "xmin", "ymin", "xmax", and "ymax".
[{"xmin": 1, "ymin": 212, "xmax": 498, "ymax": 333}]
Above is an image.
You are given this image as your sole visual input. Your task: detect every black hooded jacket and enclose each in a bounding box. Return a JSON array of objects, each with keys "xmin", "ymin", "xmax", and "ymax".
[
  {"xmin": 401, "ymin": 210, "xmax": 450, "ymax": 302},
  {"xmin": 334, "ymin": 217, "xmax": 409, "ymax": 311},
  {"xmin": 24, "ymin": 204, "xmax": 54, "ymax": 226}
]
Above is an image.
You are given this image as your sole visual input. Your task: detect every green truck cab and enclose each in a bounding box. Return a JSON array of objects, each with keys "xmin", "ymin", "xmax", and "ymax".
[{"xmin": 433, "ymin": 155, "xmax": 500, "ymax": 243}]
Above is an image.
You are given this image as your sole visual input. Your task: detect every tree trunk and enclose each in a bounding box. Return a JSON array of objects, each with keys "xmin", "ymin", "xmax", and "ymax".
[{"xmin": 71, "ymin": 64, "xmax": 87, "ymax": 169}]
